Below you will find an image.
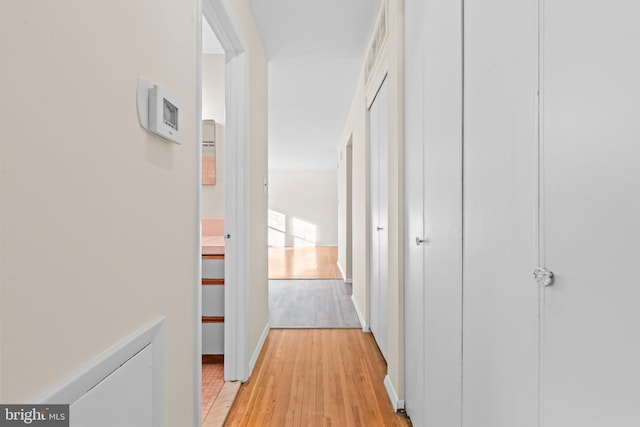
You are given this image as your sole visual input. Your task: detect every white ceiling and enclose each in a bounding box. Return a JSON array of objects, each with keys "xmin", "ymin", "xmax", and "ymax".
[{"xmin": 248, "ymin": 0, "xmax": 382, "ymax": 170}]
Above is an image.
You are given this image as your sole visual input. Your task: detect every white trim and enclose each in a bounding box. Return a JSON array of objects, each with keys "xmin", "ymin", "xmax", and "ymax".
[
  {"xmin": 203, "ymin": 0, "xmax": 245, "ymax": 58},
  {"xmin": 337, "ymin": 261, "xmax": 346, "ymax": 282},
  {"xmin": 202, "ymin": 0, "xmax": 251, "ymax": 384},
  {"xmin": 384, "ymin": 374, "xmax": 405, "ymax": 411},
  {"xmin": 249, "ymin": 323, "xmax": 270, "ymax": 377},
  {"xmin": 336, "ymin": 261, "xmax": 353, "ymax": 283},
  {"xmin": 31, "ymin": 317, "xmax": 166, "ymax": 427},
  {"xmin": 351, "ymin": 295, "xmax": 370, "ymax": 332},
  {"xmin": 194, "ymin": 2, "xmax": 204, "ymax": 425}
]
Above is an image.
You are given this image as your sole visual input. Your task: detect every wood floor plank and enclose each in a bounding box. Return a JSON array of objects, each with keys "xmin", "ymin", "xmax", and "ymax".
[
  {"xmin": 269, "ymin": 246, "xmax": 342, "ymax": 280},
  {"xmin": 225, "ymin": 329, "xmax": 411, "ymax": 426}
]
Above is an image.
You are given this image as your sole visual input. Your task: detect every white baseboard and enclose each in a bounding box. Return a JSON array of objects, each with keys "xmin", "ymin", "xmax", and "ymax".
[
  {"xmin": 384, "ymin": 375, "xmax": 405, "ymax": 411},
  {"xmin": 248, "ymin": 322, "xmax": 270, "ymax": 377},
  {"xmin": 351, "ymin": 295, "xmax": 369, "ymax": 332},
  {"xmin": 336, "ymin": 262, "xmax": 353, "ymax": 283}
]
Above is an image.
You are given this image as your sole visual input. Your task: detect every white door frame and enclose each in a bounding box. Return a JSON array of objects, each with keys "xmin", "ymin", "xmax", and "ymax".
[{"xmin": 196, "ymin": 0, "xmax": 250, "ymax": 422}]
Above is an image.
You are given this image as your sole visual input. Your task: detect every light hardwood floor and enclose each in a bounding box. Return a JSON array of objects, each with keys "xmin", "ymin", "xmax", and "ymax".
[
  {"xmin": 269, "ymin": 246, "xmax": 343, "ymax": 280},
  {"xmin": 225, "ymin": 329, "xmax": 411, "ymax": 426}
]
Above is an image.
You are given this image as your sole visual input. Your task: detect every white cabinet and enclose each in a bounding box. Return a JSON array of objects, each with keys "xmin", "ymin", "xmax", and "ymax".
[
  {"xmin": 202, "ymin": 257, "xmax": 224, "ymax": 278},
  {"xmin": 202, "ymin": 323, "xmax": 225, "ymax": 355},
  {"xmin": 202, "ymin": 255, "xmax": 225, "ymax": 356},
  {"xmin": 202, "ymin": 286, "xmax": 224, "ymax": 317}
]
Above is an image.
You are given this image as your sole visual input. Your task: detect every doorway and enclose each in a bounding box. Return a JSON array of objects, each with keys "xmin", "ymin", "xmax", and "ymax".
[
  {"xmin": 267, "ymin": 172, "xmax": 357, "ymax": 328},
  {"xmin": 200, "ymin": 15, "xmax": 226, "ymax": 422},
  {"xmin": 197, "ymin": 0, "xmax": 252, "ymax": 424}
]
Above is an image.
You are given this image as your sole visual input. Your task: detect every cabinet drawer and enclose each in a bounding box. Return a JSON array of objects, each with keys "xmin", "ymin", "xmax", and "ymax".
[
  {"xmin": 202, "ymin": 322, "xmax": 224, "ymax": 355},
  {"xmin": 203, "ymin": 286, "xmax": 224, "ymax": 317},
  {"xmin": 202, "ymin": 258, "xmax": 224, "ymax": 278}
]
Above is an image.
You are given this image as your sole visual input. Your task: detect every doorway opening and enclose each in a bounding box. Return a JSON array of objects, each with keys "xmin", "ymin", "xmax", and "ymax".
[
  {"xmin": 266, "ymin": 169, "xmax": 357, "ymax": 328},
  {"xmin": 200, "ymin": 14, "xmax": 226, "ymax": 422}
]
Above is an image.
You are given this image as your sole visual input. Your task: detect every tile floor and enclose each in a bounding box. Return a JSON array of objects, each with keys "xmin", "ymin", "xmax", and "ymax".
[{"xmin": 202, "ymin": 362, "xmax": 225, "ymax": 422}]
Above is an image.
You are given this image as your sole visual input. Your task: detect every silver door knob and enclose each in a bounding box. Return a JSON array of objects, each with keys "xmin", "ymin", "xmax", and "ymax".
[
  {"xmin": 416, "ymin": 237, "xmax": 428, "ymax": 246},
  {"xmin": 377, "ymin": 226, "xmax": 384, "ymax": 231},
  {"xmin": 533, "ymin": 267, "xmax": 554, "ymax": 287}
]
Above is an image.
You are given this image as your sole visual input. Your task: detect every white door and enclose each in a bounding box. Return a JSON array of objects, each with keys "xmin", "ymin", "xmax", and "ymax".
[
  {"xmin": 404, "ymin": 0, "xmax": 463, "ymax": 425},
  {"xmin": 540, "ymin": 2, "xmax": 640, "ymax": 426},
  {"xmin": 403, "ymin": 0, "xmax": 426, "ymax": 421},
  {"xmin": 369, "ymin": 77, "xmax": 388, "ymax": 360},
  {"xmin": 462, "ymin": 0, "xmax": 539, "ymax": 426},
  {"xmin": 404, "ymin": 0, "xmax": 426, "ymax": 420}
]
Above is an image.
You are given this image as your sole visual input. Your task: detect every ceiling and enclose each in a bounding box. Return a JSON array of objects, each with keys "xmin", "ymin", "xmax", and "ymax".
[{"xmin": 248, "ymin": 0, "xmax": 382, "ymax": 171}]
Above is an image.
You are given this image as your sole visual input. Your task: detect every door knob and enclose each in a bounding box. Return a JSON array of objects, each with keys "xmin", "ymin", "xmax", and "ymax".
[
  {"xmin": 377, "ymin": 226, "xmax": 384, "ymax": 231},
  {"xmin": 416, "ymin": 237, "xmax": 428, "ymax": 246},
  {"xmin": 533, "ymin": 267, "xmax": 554, "ymax": 287}
]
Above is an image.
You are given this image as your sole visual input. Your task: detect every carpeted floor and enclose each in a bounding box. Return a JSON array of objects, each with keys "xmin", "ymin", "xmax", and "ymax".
[{"xmin": 269, "ymin": 279, "xmax": 361, "ymax": 328}]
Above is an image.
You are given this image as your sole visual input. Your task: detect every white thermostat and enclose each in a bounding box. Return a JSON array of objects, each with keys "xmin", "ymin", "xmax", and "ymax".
[{"xmin": 137, "ymin": 78, "xmax": 183, "ymax": 144}]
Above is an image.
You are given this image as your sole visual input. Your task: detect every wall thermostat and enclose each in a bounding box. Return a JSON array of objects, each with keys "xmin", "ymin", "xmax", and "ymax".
[{"xmin": 137, "ymin": 78, "xmax": 183, "ymax": 144}]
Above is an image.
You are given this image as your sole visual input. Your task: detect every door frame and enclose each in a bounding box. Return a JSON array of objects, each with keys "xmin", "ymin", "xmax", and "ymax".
[{"xmin": 196, "ymin": 0, "xmax": 251, "ymax": 422}]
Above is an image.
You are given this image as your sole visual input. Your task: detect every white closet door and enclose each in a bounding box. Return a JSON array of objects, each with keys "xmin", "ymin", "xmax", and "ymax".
[
  {"xmin": 404, "ymin": 0, "xmax": 464, "ymax": 425},
  {"xmin": 541, "ymin": 2, "xmax": 640, "ymax": 426},
  {"xmin": 462, "ymin": 0, "xmax": 539, "ymax": 426},
  {"xmin": 403, "ymin": 0, "xmax": 427, "ymax": 422},
  {"xmin": 369, "ymin": 77, "xmax": 388, "ymax": 360}
]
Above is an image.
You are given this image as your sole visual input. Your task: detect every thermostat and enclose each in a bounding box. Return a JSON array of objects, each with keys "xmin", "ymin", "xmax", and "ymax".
[{"xmin": 137, "ymin": 78, "xmax": 183, "ymax": 144}]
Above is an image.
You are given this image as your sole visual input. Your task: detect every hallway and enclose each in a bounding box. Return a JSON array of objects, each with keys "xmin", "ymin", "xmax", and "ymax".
[
  {"xmin": 225, "ymin": 329, "xmax": 410, "ymax": 426},
  {"xmin": 221, "ymin": 247, "xmax": 401, "ymax": 424}
]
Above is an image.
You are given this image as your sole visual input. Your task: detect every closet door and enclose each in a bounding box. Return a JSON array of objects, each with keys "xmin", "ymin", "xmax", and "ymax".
[
  {"xmin": 462, "ymin": 0, "xmax": 539, "ymax": 426},
  {"xmin": 540, "ymin": 2, "xmax": 640, "ymax": 426},
  {"xmin": 403, "ymin": 0, "xmax": 426, "ymax": 422},
  {"xmin": 404, "ymin": 0, "xmax": 463, "ymax": 425},
  {"xmin": 369, "ymin": 78, "xmax": 388, "ymax": 360}
]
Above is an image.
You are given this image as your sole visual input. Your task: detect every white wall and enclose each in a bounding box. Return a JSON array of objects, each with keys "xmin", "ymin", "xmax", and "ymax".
[
  {"xmin": 268, "ymin": 170, "xmax": 338, "ymax": 247},
  {"xmin": 0, "ymin": 1, "xmax": 198, "ymax": 423},
  {"xmin": 337, "ymin": 142, "xmax": 353, "ymax": 280},
  {"xmin": 339, "ymin": 74, "xmax": 368, "ymax": 313},
  {"xmin": 337, "ymin": 0, "xmax": 405, "ymax": 400},
  {"xmin": 202, "ymin": 55, "xmax": 225, "ymax": 219}
]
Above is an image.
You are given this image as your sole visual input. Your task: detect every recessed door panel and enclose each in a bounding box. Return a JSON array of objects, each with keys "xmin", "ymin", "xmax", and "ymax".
[
  {"xmin": 541, "ymin": 2, "xmax": 640, "ymax": 425},
  {"xmin": 463, "ymin": 0, "xmax": 539, "ymax": 425},
  {"xmin": 403, "ymin": 0, "xmax": 426, "ymax": 422}
]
